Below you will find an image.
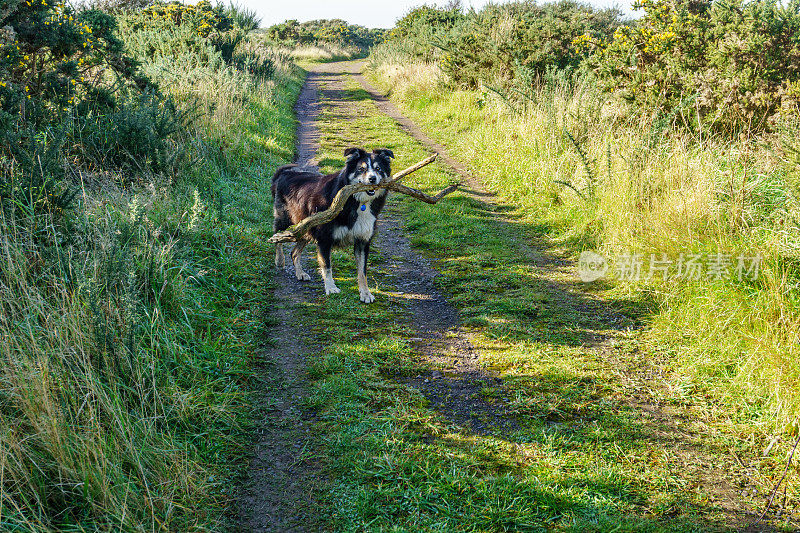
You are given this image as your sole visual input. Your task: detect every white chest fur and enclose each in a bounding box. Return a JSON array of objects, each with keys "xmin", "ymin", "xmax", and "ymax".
[{"xmin": 333, "ymin": 205, "xmax": 376, "ymax": 243}]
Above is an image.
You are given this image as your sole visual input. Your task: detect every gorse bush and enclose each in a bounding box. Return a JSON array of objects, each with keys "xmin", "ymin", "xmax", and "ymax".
[
  {"xmin": 586, "ymin": 0, "xmax": 800, "ymax": 132},
  {"xmin": 0, "ymin": 129, "xmax": 76, "ymax": 219},
  {"xmin": 0, "ymin": 0, "xmax": 192, "ymax": 212},
  {"xmin": 130, "ymin": 0, "xmax": 243, "ymax": 62},
  {"xmin": 443, "ymin": 0, "xmax": 620, "ymax": 89},
  {"xmin": 392, "ymin": 4, "xmax": 463, "ymax": 40},
  {"xmin": 377, "ymin": 0, "xmax": 800, "ymax": 132},
  {"xmin": 383, "ymin": 4, "xmax": 463, "ymax": 62},
  {"xmin": 119, "ymin": 1, "xmax": 274, "ymax": 84},
  {"xmin": 76, "ymin": 90, "xmax": 193, "ymax": 174},
  {"xmin": 223, "ymin": 2, "xmax": 261, "ymax": 32},
  {"xmin": 0, "ymin": 0, "xmax": 149, "ymax": 130}
]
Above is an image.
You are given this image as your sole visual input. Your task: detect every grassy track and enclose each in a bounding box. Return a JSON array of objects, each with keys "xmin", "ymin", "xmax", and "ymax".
[{"xmin": 289, "ymin": 63, "xmax": 790, "ymax": 531}]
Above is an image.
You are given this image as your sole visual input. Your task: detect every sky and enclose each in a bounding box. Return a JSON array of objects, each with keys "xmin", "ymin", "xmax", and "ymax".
[{"xmin": 250, "ymin": 0, "xmax": 636, "ymax": 30}]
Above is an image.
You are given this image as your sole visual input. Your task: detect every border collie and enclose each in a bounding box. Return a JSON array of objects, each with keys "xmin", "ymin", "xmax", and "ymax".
[{"xmin": 272, "ymin": 147, "xmax": 394, "ymax": 303}]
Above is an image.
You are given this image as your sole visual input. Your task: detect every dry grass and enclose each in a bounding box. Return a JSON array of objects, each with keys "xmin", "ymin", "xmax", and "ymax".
[
  {"xmin": 371, "ymin": 61, "xmax": 443, "ymax": 100},
  {"xmin": 285, "ymin": 42, "xmax": 363, "ymax": 63}
]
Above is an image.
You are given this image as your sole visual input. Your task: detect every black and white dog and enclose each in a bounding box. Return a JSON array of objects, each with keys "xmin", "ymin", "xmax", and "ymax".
[{"xmin": 272, "ymin": 147, "xmax": 394, "ymax": 303}]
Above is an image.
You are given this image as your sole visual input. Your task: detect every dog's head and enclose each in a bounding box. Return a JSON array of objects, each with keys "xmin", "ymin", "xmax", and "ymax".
[{"xmin": 343, "ymin": 147, "xmax": 394, "ymax": 201}]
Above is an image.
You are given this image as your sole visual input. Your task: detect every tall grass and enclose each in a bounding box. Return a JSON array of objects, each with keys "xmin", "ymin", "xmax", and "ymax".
[
  {"xmin": 0, "ymin": 17, "xmax": 301, "ymax": 531},
  {"xmin": 284, "ymin": 42, "xmax": 364, "ymax": 63},
  {"xmin": 367, "ymin": 57, "xmax": 800, "ymax": 433},
  {"xmin": 0, "ymin": 203, "xmax": 216, "ymax": 529}
]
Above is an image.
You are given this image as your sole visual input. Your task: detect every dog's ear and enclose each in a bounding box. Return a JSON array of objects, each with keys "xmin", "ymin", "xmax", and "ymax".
[
  {"xmin": 344, "ymin": 147, "xmax": 366, "ymax": 161},
  {"xmin": 373, "ymin": 148, "xmax": 394, "ymax": 160}
]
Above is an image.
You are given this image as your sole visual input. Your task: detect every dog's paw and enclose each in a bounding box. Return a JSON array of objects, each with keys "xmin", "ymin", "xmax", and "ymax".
[
  {"xmin": 296, "ymin": 271, "xmax": 312, "ymax": 281},
  {"xmin": 359, "ymin": 290, "xmax": 375, "ymax": 304},
  {"xmin": 325, "ymin": 284, "xmax": 341, "ymax": 295}
]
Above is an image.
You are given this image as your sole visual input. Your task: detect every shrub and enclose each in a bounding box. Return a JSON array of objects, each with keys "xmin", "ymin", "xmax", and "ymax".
[
  {"xmin": 443, "ymin": 1, "xmax": 620, "ymax": 89},
  {"xmin": 0, "ymin": 129, "xmax": 76, "ymax": 219},
  {"xmin": 377, "ymin": 1, "xmax": 620, "ymax": 90},
  {"xmin": 120, "ymin": 1, "xmax": 271, "ymax": 79},
  {"xmin": 222, "ymin": 2, "xmax": 262, "ymax": 33},
  {"xmin": 131, "ymin": 0, "xmax": 245, "ymax": 62},
  {"xmin": 391, "ymin": 4, "xmax": 464, "ymax": 40},
  {"xmin": 229, "ymin": 49, "xmax": 275, "ymax": 79},
  {"xmin": 587, "ymin": 0, "xmax": 800, "ymax": 133},
  {"xmin": 0, "ymin": 0, "xmax": 149, "ymax": 131},
  {"xmin": 76, "ymin": 91, "xmax": 193, "ymax": 174},
  {"xmin": 383, "ymin": 4, "xmax": 464, "ymax": 62}
]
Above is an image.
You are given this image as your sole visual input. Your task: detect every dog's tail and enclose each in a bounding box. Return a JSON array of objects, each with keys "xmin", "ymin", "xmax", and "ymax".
[{"xmin": 271, "ymin": 164, "xmax": 297, "ymax": 197}]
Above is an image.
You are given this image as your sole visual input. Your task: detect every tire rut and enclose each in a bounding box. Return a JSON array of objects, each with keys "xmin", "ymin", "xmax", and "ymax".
[{"xmin": 234, "ymin": 72, "xmax": 326, "ymax": 533}]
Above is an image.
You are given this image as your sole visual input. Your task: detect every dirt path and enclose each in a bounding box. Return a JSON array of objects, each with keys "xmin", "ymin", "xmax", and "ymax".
[
  {"xmin": 237, "ymin": 60, "xmax": 776, "ymax": 531},
  {"xmin": 236, "ymin": 62, "xmax": 524, "ymax": 530},
  {"xmin": 235, "ymin": 287, "xmax": 321, "ymax": 532}
]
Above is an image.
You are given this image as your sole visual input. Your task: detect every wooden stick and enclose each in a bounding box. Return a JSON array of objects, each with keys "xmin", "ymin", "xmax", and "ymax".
[
  {"xmin": 268, "ymin": 153, "xmax": 457, "ymax": 243},
  {"xmin": 386, "ymin": 153, "xmax": 438, "ymax": 183},
  {"xmin": 390, "ymin": 182, "xmax": 460, "ymax": 204}
]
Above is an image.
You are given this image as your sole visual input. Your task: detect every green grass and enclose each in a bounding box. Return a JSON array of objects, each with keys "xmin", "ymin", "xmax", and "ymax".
[{"xmin": 292, "ymin": 68, "xmax": 791, "ymax": 531}]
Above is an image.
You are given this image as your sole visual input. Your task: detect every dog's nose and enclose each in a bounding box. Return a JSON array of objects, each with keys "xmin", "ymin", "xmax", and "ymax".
[{"xmin": 368, "ymin": 176, "xmax": 378, "ymax": 184}]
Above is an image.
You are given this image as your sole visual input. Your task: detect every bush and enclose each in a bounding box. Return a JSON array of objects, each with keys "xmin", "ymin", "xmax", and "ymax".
[
  {"xmin": 222, "ymin": 2, "xmax": 262, "ymax": 32},
  {"xmin": 130, "ymin": 0, "xmax": 244, "ymax": 62},
  {"xmin": 392, "ymin": 4, "xmax": 464, "ymax": 40},
  {"xmin": 119, "ymin": 1, "xmax": 271, "ymax": 80},
  {"xmin": 383, "ymin": 4, "xmax": 464, "ymax": 62},
  {"xmin": 0, "ymin": 0, "xmax": 150, "ymax": 131},
  {"xmin": 229, "ymin": 49, "xmax": 275, "ymax": 79},
  {"xmin": 0, "ymin": 129, "xmax": 76, "ymax": 220},
  {"xmin": 0, "ymin": 0, "xmax": 203, "ymax": 199},
  {"xmin": 587, "ymin": 0, "xmax": 800, "ymax": 133},
  {"xmin": 447, "ymin": 1, "xmax": 620, "ymax": 89},
  {"xmin": 76, "ymin": 91, "xmax": 193, "ymax": 174}
]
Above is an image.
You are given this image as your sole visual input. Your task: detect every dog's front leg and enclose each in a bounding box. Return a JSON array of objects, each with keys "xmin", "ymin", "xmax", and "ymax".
[
  {"xmin": 355, "ymin": 239, "xmax": 374, "ymax": 303},
  {"xmin": 316, "ymin": 242, "xmax": 340, "ymax": 295}
]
